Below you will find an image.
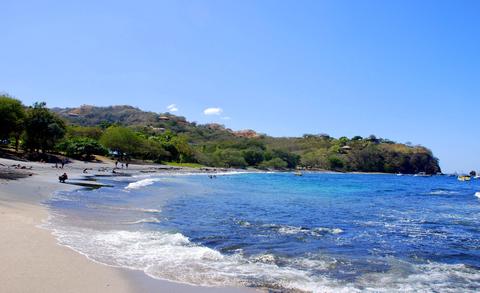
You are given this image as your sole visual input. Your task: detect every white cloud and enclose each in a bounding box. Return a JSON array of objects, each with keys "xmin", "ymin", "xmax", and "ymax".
[
  {"xmin": 167, "ymin": 104, "xmax": 178, "ymax": 112},
  {"xmin": 203, "ymin": 107, "xmax": 223, "ymax": 115}
]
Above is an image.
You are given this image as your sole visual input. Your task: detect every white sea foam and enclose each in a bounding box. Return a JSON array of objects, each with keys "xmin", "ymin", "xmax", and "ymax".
[
  {"xmin": 124, "ymin": 217, "xmax": 161, "ymax": 225},
  {"xmin": 45, "ymin": 223, "xmax": 355, "ymax": 292},
  {"xmin": 86, "ymin": 204, "xmax": 161, "ymax": 213},
  {"xmin": 313, "ymin": 227, "xmax": 344, "ymax": 235},
  {"xmin": 236, "ymin": 220, "xmax": 252, "ymax": 227},
  {"xmin": 265, "ymin": 224, "xmax": 343, "ymax": 236},
  {"xmin": 475, "ymin": 192, "xmax": 480, "ymax": 199},
  {"xmin": 125, "ymin": 178, "xmax": 161, "ymax": 190},
  {"xmin": 356, "ymin": 261, "xmax": 480, "ymax": 292},
  {"xmin": 131, "ymin": 170, "xmax": 261, "ymax": 179},
  {"xmin": 278, "ymin": 226, "xmax": 306, "ymax": 235},
  {"xmin": 428, "ymin": 190, "xmax": 460, "ymax": 195},
  {"xmin": 44, "ymin": 219, "xmax": 480, "ymax": 293}
]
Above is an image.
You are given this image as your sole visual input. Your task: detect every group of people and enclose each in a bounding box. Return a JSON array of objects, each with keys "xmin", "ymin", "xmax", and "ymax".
[
  {"xmin": 114, "ymin": 160, "xmax": 129, "ymax": 169},
  {"xmin": 54, "ymin": 159, "xmax": 66, "ymax": 169},
  {"xmin": 12, "ymin": 164, "xmax": 32, "ymax": 170}
]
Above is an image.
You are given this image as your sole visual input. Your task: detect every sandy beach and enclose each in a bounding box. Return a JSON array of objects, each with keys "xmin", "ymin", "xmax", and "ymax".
[{"xmin": 0, "ymin": 158, "xmax": 253, "ymax": 293}]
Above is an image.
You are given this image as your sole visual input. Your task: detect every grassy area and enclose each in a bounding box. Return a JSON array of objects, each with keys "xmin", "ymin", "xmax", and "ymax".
[{"xmin": 165, "ymin": 162, "xmax": 205, "ymax": 168}]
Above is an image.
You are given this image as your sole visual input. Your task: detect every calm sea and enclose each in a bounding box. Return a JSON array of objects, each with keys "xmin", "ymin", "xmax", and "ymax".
[{"xmin": 44, "ymin": 172, "xmax": 480, "ymax": 292}]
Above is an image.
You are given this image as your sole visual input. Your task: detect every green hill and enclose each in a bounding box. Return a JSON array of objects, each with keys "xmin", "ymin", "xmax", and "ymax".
[{"xmin": 51, "ymin": 105, "xmax": 441, "ymax": 174}]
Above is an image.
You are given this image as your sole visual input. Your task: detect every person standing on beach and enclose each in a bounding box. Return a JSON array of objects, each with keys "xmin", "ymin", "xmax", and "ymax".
[
  {"xmin": 61, "ymin": 159, "xmax": 65, "ymax": 169},
  {"xmin": 126, "ymin": 162, "xmax": 129, "ymax": 169},
  {"xmin": 115, "ymin": 160, "xmax": 118, "ymax": 168}
]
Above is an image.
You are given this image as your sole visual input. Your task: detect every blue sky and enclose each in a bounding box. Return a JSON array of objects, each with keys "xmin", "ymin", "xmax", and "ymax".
[{"xmin": 1, "ymin": 0, "xmax": 479, "ymax": 173}]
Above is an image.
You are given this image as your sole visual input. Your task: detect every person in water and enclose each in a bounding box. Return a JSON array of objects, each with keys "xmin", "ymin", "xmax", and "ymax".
[{"xmin": 58, "ymin": 173, "xmax": 68, "ymax": 183}]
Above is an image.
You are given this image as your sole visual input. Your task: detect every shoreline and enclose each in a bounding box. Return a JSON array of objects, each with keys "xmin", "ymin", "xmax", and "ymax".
[
  {"xmin": 0, "ymin": 156, "xmax": 448, "ymax": 293},
  {"xmin": 0, "ymin": 157, "xmax": 254, "ymax": 293}
]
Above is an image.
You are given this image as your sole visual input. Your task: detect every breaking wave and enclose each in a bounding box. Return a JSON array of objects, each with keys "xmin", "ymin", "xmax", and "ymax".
[
  {"xmin": 261, "ymin": 224, "xmax": 344, "ymax": 236},
  {"xmin": 125, "ymin": 178, "xmax": 161, "ymax": 190},
  {"xmin": 124, "ymin": 217, "xmax": 161, "ymax": 225},
  {"xmin": 43, "ymin": 224, "xmax": 480, "ymax": 292}
]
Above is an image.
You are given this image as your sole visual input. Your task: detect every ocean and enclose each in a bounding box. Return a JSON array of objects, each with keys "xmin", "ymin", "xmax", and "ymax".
[{"xmin": 44, "ymin": 172, "xmax": 480, "ymax": 292}]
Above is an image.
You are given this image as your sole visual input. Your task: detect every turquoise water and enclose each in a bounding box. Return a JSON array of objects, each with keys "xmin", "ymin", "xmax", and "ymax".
[{"xmin": 45, "ymin": 173, "xmax": 480, "ymax": 292}]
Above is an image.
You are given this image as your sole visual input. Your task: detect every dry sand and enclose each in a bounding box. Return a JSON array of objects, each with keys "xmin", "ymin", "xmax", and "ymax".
[{"xmin": 0, "ymin": 158, "xmax": 254, "ymax": 293}]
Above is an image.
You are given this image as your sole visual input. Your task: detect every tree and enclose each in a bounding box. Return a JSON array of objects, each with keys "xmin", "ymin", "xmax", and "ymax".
[
  {"xmin": 259, "ymin": 158, "xmax": 288, "ymax": 169},
  {"xmin": 0, "ymin": 94, "xmax": 26, "ymax": 151},
  {"xmin": 215, "ymin": 149, "xmax": 247, "ymax": 168},
  {"xmin": 243, "ymin": 148, "xmax": 265, "ymax": 166},
  {"xmin": 327, "ymin": 155, "xmax": 345, "ymax": 170},
  {"xmin": 300, "ymin": 149, "xmax": 328, "ymax": 169},
  {"xmin": 351, "ymin": 136, "xmax": 363, "ymax": 141},
  {"xmin": 338, "ymin": 136, "xmax": 349, "ymax": 146},
  {"xmin": 271, "ymin": 149, "xmax": 300, "ymax": 169},
  {"xmin": 138, "ymin": 138, "xmax": 170, "ymax": 162},
  {"xmin": 171, "ymin": 135, "xmax": 195, "ymax": 163},
  {"xmin": 367, "ymin": 135, "xmax": 379, "ymax": 144},
  {"xmin": 66, "ymin": 126, "xmax": 103, "ymax": 140},
  {"xmin": 99, "ymin": 126, "xmax": 141, "ymax": 157},
  {"xmin": 57, "ymin": 137, "xmax": 108, "ymax": 160},
  {"xmin": 23, "ymin": 102, "xmax": 66, "ymax": 153}
]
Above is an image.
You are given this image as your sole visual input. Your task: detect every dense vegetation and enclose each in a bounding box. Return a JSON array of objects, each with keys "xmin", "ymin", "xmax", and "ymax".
[{"xmin": 0, "ymin": 95, "xmax": 441, "ymax": 174}]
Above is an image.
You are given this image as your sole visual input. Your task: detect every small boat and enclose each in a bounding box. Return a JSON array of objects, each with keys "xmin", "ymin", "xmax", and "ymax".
[
  {"xmin": 294, "ymin": 171, "xmax": 303, "ymax": 176},
  {"xmin": 475, "ymin": 192, "xmax": 480, "ymax": 199},
  {"xmin": 458, "ymin": 176, "xmax": 471, "ymax": 182},
  {"xmin": 396, "ymin": 173, "xmax": 403, "ymax": 176}
]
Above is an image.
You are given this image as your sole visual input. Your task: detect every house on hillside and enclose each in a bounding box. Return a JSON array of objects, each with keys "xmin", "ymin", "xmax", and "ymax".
[{"xmin": 340, "ymin": 145, "xmax": 352, "ymax": 153}]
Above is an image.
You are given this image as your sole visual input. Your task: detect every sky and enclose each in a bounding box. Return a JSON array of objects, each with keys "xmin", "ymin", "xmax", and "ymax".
[{"xmin": 1, "ymin": 0, "xmax": 479, "ymax": 173}]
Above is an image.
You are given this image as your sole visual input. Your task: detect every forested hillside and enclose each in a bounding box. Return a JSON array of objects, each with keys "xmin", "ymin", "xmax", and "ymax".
[{"xmin": 49, "ymin": 104, "xmax": 441, "ymax": 174}]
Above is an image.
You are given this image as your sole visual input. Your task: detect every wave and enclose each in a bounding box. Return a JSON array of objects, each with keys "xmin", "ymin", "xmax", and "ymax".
[
  {"xmin": 86, "ymin": 204, "xmax": 161, "ymax": 214},
  {"xmin": 124, "ymin": 171, "xmax": 261, "ymax": 189},
  {"xmin": 261, "ymin": 223, "xmax": 343, "ymax": 236},
  {"xmin": 125, "ymin": 178, "xmax": 161, "ymax": 190},
  {"xmin": 124, "ymin": 217, "xmax": 161, "ymax": 225},
  {"xmin": 428, "ymin": 190, "xmax": 460, "ymax": 195},
  {"xmin": 235, "ymin": 220, "xmax": 252, "ymax": 227},
  {"xmin": 130, "ymin": 170, "xmax": 263, "ymax": 179},
  {"xmin": 45, "ymin": 224, "xmax": 354, "ymax": 292},
  {"xmin": 44, "ymin": 223, "xmax": 480, "ymax": 292}
]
